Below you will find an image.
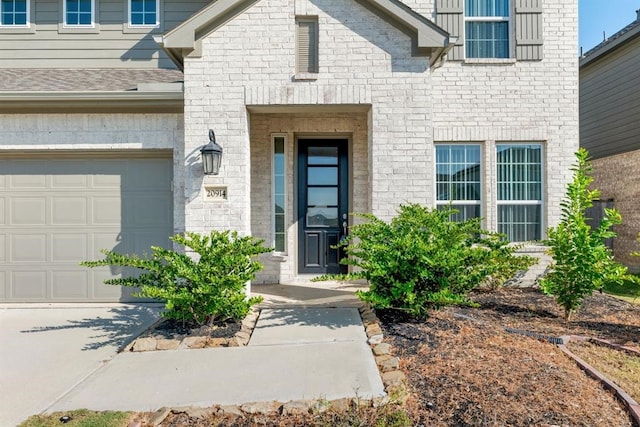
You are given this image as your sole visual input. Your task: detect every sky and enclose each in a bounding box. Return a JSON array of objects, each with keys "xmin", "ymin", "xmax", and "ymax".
[{"xmin": 579, "ymin": 0, "xmax": 640, "ymax": 53}]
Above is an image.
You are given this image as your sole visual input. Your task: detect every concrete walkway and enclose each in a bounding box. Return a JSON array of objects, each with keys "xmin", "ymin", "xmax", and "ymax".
[
  {"xmin": 0, "ymin": 282, "xmax": 384, "ymax": 425},
  {"xmin": 0, "ymin": 304, "xmax": 161, "ymax": 427},
  {"xmin": 47, "ymin": 306, "xmax": 385, "ymax": 413}
]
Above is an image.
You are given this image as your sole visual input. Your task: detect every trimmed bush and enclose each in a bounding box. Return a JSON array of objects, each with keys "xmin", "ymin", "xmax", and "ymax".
[
  {"xmin": 82, "ymin": 230, "xmax": 271, "ymax": 324},
  {"xmin": 316, "ymin": 203, "xmax": 535, "ymax": 317}
]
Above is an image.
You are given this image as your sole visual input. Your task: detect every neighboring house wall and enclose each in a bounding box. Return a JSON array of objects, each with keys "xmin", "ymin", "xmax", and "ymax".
[
  {"xmin": 579, "ymin": 17, "xmax": 640, "ymax": 271},
  {"xmin": 580, "ymin": 25, "xmax": 640, "ymax": 159},
  {"xmin": 0, "ymin": 0, "xmax": 210, "ymax": 68},
  {"xmin": 590, "ymin": 149, "xmax": 640, "ymax": 273}
]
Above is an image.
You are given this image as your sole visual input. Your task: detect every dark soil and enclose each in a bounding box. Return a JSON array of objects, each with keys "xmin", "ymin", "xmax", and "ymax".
[
  {"xmin": 150, "ymin": 288, "xmax": 640, "ymax": 426},
  {"xmin": 149, "ymin": 319, "xmax": 242, "ymax": 340}
]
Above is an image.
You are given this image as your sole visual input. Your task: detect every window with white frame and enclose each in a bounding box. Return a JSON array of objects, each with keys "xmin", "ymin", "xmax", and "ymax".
[
  {"xmin": 1, "ymin": 0, "xmax": 28, "ymax": 26},
  {"xmin": 435, "ymin": 144, "xmax": 482, "ymax": 221},
  {"xmin": 273, "ymin": 135, "xmax": 286, "ymax": 253},
  {"xmin": 465, "ymin": 0, "xmax": 510, "ymax": 58},
  {"xmin": 129, "ymin": 0, "xmax": 158, "ymax": 27},
  {"xmin": 497, "ymin": 144, "xmax": 543, "ymax": 242},
  {"xmin": 64, "ymin": 0, "xmax": 93, "ymax": 26}
]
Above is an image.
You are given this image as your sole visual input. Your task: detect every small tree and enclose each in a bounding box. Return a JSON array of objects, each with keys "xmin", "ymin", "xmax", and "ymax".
[
  {"xmin": 82, "ymin": 230, "xmax": 271, "ymax": 325},
  {"xmin": 540, "ymin": 149, "xmax": 629, "ymax": 320},
  {"xmin": 316, "ymin": 203, "xmax": 535, "ymax": 318}
]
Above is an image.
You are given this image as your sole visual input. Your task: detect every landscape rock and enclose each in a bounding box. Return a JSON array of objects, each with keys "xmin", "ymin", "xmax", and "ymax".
[
  {"xmin": 381, "ymin": 370, "xmax": 406, "ymax": 387},
  {"xmin": 156, "ymin": 339, "xmax": 180, "ymax": 351},
  {"xmin": 131, "ymin": 337, "xmax": 157, "ymax": 352},
  {"xmin": 219, "ymin": 405, "xmax": 243, "ymax": 416},
  {"xmin": 368, "ymin": 334, "xmax": 384, "ymax": 345},
  {"xmin": 207, "ymin": 337, "xmax": 228, "ymax": 347},
  {"xmin": 240, "ymin": 401, "xmax": 282, "ymax": 415},
  {"xmin": 377, "ymin": 356, "xmax": 400, "ymax": 372},
  {"xmin": 282, "ymin": 400, "xmax": 312, "ymax": 415},
  {"xmin": 373, "ymin": 343, "xmax": 392, "ymax": 356},
  {"xmin": 329, "ymin": 397, "xmax": 352, "ymax": 411},
  {"xmin": 149, "ymin": 407, "xmax": 171, "ymax": 426},
  {"xmin": 365, "ymin": 323, "xmax": 383, "ymax": 336},
  {"xmin": 180, "ymin": 336, "xmax": 208, "ymax": 349}
]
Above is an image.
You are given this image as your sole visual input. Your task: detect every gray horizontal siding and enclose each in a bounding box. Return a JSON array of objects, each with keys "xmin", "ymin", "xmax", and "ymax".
[
  {"xmin": 0, "ymin": 0, "xmax": 210, "ymax": 69},
  {"xmin": 580, "ymin": 34, "xmax": 640, "ymax": 158}
]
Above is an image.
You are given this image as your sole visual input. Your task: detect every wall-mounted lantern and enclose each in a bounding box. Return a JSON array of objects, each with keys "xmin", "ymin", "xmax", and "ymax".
[{"xmin": 200, "ymin": 129, "xmax": 223, "ymax": 175}]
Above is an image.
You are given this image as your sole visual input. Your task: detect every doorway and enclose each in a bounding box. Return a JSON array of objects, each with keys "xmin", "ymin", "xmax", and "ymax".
[{"xmin": 297, "ymin": 139, "xmax": 348, "ymax": 274}]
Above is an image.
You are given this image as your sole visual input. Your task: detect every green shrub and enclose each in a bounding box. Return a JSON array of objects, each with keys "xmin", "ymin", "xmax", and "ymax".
[
  {"xmin": 82, "ymin": 230, "xmax": 271, "ymax": 325},
  {"xmin": 316, "ymin": 203, "xmax": 535, "ymax": 317},
  {"xmin": 540, "ymin": 149, "xmax": 631, "ymax": 320}
]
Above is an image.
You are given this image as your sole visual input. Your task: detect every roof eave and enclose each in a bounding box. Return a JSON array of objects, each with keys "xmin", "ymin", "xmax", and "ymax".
[
  {"xmin": 580, "ymin": 22, "xmax": 640, "ymax": 68},
  {"xmin": 0, "ymin": 91, "xmax": 184, "ymax": 114}
]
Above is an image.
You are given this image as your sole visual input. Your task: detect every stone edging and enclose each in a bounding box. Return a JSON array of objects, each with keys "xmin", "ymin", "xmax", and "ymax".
[
  {"xmin": 122, "ymin": 308, "xmax": 260, "ymax": 352},
  {"xmin": 358, "ymin": 304, "xmax": 408, "ymax": 402},
  {"xmin": 558, "ymin": 335, "xmax": 640, "ymax": 427}
]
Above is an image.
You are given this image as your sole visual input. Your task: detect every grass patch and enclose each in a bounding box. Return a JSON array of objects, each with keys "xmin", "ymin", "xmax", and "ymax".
[
  {"xmin": 603, "ymin": 275, "xmax": 640, "ymax": 304},
  {"xmin": 19, "ymin": 410, "xmax": 133, "ymax": 427},
  {"xmin": 567, "ymin": 340, "xmax": 640, "ymax": 403}
]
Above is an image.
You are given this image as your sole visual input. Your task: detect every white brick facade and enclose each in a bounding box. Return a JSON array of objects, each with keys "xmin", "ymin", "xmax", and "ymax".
[{"xmin": 176, "ymin": 0, "xmax": 578, "ymax": 283}]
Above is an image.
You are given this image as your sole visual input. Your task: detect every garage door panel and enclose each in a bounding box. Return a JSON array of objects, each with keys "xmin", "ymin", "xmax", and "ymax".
[
  {"xmin": 93, "ymin": 197, "xmax": 121, "ymax": 225},
  {"xmin": 10, "ymin": 174, "xmax": 46, "ymax": 189},
  {"xmin": 92, "ymin": 174, "xmax": 121, "ymax": 189},
  {"xmin": 0, "ymin": 234, "xmax": 5, "ymax": 262},
  {"xmin": 11, "ymin": 198, "xmax": 47, "ymax": 225},
  {"xmin": 131, "ymin": 195, "xmax": 172, "ymax": 226},
  {"xmin": 133, "ymin": 231, "xmax": 170, "ymax": 255},
  {"xmin": 12, "ymin": 271, "xmax": 47, "ymax": 299},
  {"xmin": 51, "ymin": 271, "xmax": 89, "ymax": 299},
  {"xmin": 92, "ymin": 232, "xmax": 130, "ymax": 258},
  {"xmin": 126, "ymin": 160, "xmax": 172, "ymax": 190},
  {"xmin": 92, "ymin": 269, "xmax": 126, "ymax": 300},
  {"xmin": 52, "ymin": 198, "xmax": 88, "ymax": 225},
  {"xmin": 0, "ymin": 175, "xmax": 5, "ymax": 189},
  {"xmin": 11, "ymin": 234, "xmax": 47, "ymax": 262},
  {"xmin": 51, "ymin": 175, "xmax": 88, "ymax": 188},
  {"xmin": 0, "ymin": 198, "xmax": 5, "ymax": 224},
  {"xmin": 0, "ymin": 272, "xmax": 5, "ymax": 299},
  {"xmin": 52, "ymin": 234, "xmax": 88, "ymax": 262}
]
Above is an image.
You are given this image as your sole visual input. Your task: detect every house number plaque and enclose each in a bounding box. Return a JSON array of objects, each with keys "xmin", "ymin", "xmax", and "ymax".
[{"xmin": 204, "ymin": 186, "xmax": 228, "ymax": 201}]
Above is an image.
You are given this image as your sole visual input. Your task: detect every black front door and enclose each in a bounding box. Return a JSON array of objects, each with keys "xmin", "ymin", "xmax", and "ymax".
[{"xmin": 298, "ymin": 139, "xmax": 348, "ymax": 274}]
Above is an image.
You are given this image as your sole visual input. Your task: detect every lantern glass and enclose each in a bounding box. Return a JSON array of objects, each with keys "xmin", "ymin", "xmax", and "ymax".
[{"xmin": 201, "ymin": 130, "xmax": 223, "ymax": 175}]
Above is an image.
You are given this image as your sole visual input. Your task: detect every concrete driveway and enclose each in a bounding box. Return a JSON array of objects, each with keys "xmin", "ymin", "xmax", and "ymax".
[{"xmin": 0, "ymin": 304, "xmax": 160, "ymax": 427}]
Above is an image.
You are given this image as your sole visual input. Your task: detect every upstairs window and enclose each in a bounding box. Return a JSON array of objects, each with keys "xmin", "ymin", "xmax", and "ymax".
[
  {"xmin": 1, "ymin": 0, "xmax": 28, "ymax": 26},
  {"xmin": 465, "ymin": 0, "xmax": 510, "ymax": 58},
  {"xmin": 129, "ymin": 0, "xmax": 158, "ymax": 27},
  {"xmin": 65, "ymin": 0, "xmax": 93, "ymax": 26},
  {"xmin": 296, "ymin": 17, "xmax": 318, "ymax": 74}
]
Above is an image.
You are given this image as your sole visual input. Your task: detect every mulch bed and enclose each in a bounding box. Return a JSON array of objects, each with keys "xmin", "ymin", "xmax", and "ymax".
[{"xmin": 150, "ymin": 288, "xmax": 640, "ymax": 426}]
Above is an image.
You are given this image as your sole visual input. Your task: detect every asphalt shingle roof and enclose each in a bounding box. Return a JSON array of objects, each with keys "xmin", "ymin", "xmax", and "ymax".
[{"xmin": 0, "ymin": 68, "xmax": 184, "ymax": 92}]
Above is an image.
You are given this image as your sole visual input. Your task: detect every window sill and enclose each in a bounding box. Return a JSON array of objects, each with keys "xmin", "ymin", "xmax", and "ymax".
[
  {"xmin": 293, "ymin": 73, "xmax": 319, "ymax": 81},
  {"xmin": 0, "ymin": 25, "xmax": 35, "ymax": 34},
  {"xmin": 270, "ymin": 253, "xmax": 288, "ymax": 262},
  {"xmin": 58, "ymin": 23, "xmax": 100, "ymax": 34},
  {"xmin": 463, "ymin": 58, "xmax": 517, "ymax": 65},
  {"xmin": 123, "ymin": 24, "xmax": 162, "ymax": 34}
]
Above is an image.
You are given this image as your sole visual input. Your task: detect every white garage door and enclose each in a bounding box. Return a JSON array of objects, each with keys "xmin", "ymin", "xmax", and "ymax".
[{"xmin": 0, "ymin": 154, "xmax": 173, "ymax": 302}]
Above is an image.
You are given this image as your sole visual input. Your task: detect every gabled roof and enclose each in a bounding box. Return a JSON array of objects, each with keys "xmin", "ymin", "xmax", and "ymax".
[
  {"xmin": 155, "ymin": 0, "xmax": 453, "ymax": 70},
  {"xmin": 580, "ymin": 17, "xmax": 640, "ymax": 67}
]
